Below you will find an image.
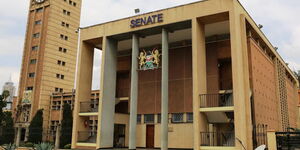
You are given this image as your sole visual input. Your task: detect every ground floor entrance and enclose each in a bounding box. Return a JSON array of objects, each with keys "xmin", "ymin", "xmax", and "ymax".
[
  {"xmin": 114, "ymin": 124, "xmax": 126, "ymax": 148},
  {"xmin": 146, "ymin": 125, "xmax": 155, "ymax": 148}
]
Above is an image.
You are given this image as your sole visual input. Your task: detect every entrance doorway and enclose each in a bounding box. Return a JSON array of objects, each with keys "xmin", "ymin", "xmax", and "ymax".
[
  {"xmin": 113, "ymin": 124, "xmax": 126, "ymax": 148},
  {"xmin": 146, "ymin": 125, "xmax": 155, "ymax": 148}
]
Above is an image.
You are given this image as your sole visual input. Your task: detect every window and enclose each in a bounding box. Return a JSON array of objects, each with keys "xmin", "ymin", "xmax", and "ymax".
[
  {"xmin": 60, "ymin": 88, "xmax": 63, "ymax": 92},
  {"xmin": 69, "ymin": 0, "xmax": 72, "ymax": 4},
  {"xmin": 66, "ymin": 23, "xmax": 69, "ymax": 28},
  {"xmin": 62, "ymin": 61, "xmax": 66, "ymax": 66},
  {"xmin": 55, "ymin": 87, "xmax": 59, "ymax": 92},
  {"xmin": 28, "ymin": 72, "xmax": 35, "ymax": 78},
  {"xmin": 144, "ymin": 114, "xmax": 154, "ymax": 124},
  {"xmin": 187, "ymin": 113, "xmax": 193, "ymax": 123},
  {"xmin": 137, "ymin": 114, "xmax": 141, "ymax": 124},
  {"xmin": 33, "ymin": 33, "xmax": 40, "ymax": 38},
  {"xmin": 61, "ymin": 75, "xmax": 65, "ymax": 79},
  {"xmin": 63, "ymin": 48, "xmax": 67, "ymax": 53},
  {"xmin": 60, "ymin": 34, "xmax": 68, "ymax": 41},
  {"xmin": 32, "ymin": 46, "xmax": 39, "ymax": 51},
  {"xmin": 171, "ymin": 113, "xmax": 184, "ymax": 123},
  {"xmin": 61, "ymin": 22, "xmax": 65, "ymax": 26},
  {"xmin": 60, "ymin": 34, "xmax": 64, "ymax": 39},
  {"xmin": 157, "ymin": 114, "xmax": 161, "ymax": 123},
  {"xmin": 63, "ymin": 9, "xmax": 67, "ymax": 14},
  {"xmin": 67, "ymin": 11, "xmax": 70, "ymax": 16},
  {"xmin": 59, "ymin": 47, "xmax": 63, "ymax": 52},
  {"xmin": 56, "ymin": 74, "xmax": 60, "ymax": 78},
  {"xmin": 73, "ymin": 2, "xmax": 76, "ymax": 6},
  {"xmin": 30, "ymin": 59, "xmax": 37, "ymax": 64},
  {"xmin": 36, "ymin": 8, "xmax": 43, "ymax": 12},
  {"xmin": 64, "ymin": 36, "xmax": 68, "ymax": 40},
  {"xmin": 54, "ymin": 87, "xmax": 63, "ymax": 92},
  {"xmin": 57, "ymin": 60, "xmax": 61, "ymax": 65},
  {"xmin": 35, "ymin": 20, "xmax": 42, "ymax": 25},
  {"xmin": 26, "ymin": 86, "xmax": 34, "ymax": 91}
]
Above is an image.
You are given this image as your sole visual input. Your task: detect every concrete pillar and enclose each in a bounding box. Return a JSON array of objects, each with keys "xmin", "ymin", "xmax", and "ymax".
[
  {"xmin": 129, "ymin": 34, "xmax": 139, "ymax": 150},
  {"xmin": 229, "ymin": 9, "xmax": 253, "ymax": 149},
  {"xmin": 71, "ymin": 41, "xmax": 94, "ymax": 149},
  {"xmin": 267, "ymin": 130, "xmax": 277, "ymax": 150},
  {"xmin": 97, "ymin": 37, "xmax": 117, "ymax": 149},
  {"xmin": 24, "ymin": 127, "xmax": 29, "ymax": 142},
  {"xmin": 15, "ymin": 127, "xmax": 21, "ymax": 147},
  {"xmin": 161, "ymin": 28, "xmax": 169, "ymax": 150},
  {"xmin": 55, "ymin": 124, "xmax": 61, "ymax": 150},
  {"xmin": 192, "ymin": 18, "xmax": 207, "ymax": 150}
]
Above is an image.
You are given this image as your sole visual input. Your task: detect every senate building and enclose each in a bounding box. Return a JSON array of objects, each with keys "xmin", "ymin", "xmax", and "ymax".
[{"xmin": 71, "ymin": 0, "xmax": 299, "ymax": 150}]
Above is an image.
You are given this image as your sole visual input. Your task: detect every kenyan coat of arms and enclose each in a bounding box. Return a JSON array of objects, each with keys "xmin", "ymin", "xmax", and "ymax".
[{"xmin": 138, "ymin": 48, "xmax": 161, "ymax": 70}]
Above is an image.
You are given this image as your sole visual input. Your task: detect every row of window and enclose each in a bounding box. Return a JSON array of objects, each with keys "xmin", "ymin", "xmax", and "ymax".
[
  {"xmin": 56, "ymin": 74, "xmax": 65, "ymax": 79},
  {"xmin": 63, "ymin": 9, "xmax": 71, "ymax": 16},
  {"xmin": 55, "ymin": 87, "xmax": 64, "ymax": 93},
  {"xmin": 57, "ymin": 60, "xmax": 66, "ymax": 66},
  {"xmin": 60, "ymin": 34, "xmax": 69, "ymax": 40},
  {"xmin": 59, "ymin": 47, "xmax": 68, "ymax": 53},
  {"xmin": 52, "ymin": 100, "xmax": 73, "ymax": 110},
  {"xmin": 28, "ymin": 72, "xmax": 35, "ymax": 78},
  {"xmin": 61, "ymin": 21, "xmax": 70, "ymax": 28},
  {"xmin": 63, "ymin": 0, "xmax": 77, "ymax": 7},
  {"xmin": 137, "ymin": 113, "xmax": 193, "ymax": 124}
]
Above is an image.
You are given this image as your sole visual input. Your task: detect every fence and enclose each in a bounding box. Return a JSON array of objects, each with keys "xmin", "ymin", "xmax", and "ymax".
[
  {"xmin": 253, "ymin": 124, "xmax": 268, "ymax": 149},
  {"xmin": 199, "ymin": 92, "xmax": 233, "ymax": 108},
  {"xmin": 200, "ymin": 132, "xmax": 235, "ymax": 147},
  {"xmin": 276, "ymin": 132, "xmax": 300, "ymax": 150}
]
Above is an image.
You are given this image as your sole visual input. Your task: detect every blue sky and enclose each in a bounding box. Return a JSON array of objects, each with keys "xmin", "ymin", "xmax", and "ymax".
[{"xmin": 0, "ymin": 0, "xmax": 300, "ymax": 94}]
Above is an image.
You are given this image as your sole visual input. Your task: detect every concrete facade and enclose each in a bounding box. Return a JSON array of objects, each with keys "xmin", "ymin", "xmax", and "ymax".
[
  {"xmin": 15, "ymin": 0, "xmax": 82, "ymax": 133},
  {"xmin": 71, "ymin": 0, "xmax": 299, "ymax": 150}
]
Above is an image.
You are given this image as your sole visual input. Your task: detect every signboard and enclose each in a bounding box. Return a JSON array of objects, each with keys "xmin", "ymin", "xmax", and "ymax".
[
  {"xmin": 138, "ymin": 48, "xmax": 161, "ymax": 70},
  {"xmin": 130, "ymin": 13, "xmax": 163, "ymax": 28}
]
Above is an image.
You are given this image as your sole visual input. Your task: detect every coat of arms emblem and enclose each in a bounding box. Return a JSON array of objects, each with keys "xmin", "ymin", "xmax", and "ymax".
[{"xmin": 138, "ymin": 48, "xmax": 161, "ymax": 70}]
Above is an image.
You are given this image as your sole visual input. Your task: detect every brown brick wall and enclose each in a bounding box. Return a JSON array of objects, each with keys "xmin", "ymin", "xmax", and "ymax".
[{"xmin": 248, "ymin": 38, "xmax": 280, "ymax": 130}]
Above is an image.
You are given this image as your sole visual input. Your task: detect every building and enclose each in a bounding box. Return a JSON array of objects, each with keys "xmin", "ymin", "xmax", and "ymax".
[
  {"xmin": 48, "ymin": 90, "xmax": 100, "ymax": 142},
  {"xmin": 15, "ymin": 0, "xmax": 82, "ymax": 134},
  {"xmin": 298, "ymin": 90, "xmax": 300, "ymax": 128},
  {"xmin": 71, "ymin": 0, "xmax": 299, "ymax": 150},
  {"xmin": 2, "ymin": 80, "xmax": 16, "ymax": 111}
]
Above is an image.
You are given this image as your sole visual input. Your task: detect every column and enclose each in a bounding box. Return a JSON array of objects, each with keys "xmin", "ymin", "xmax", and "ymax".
[
  {"xmin": 192, "ymin": 18, "xmax": 207, "ymax": 150},
  {"xmin": 97, "ymin": 37, "xmax": 117, "ymax": 149},
  {"xmin": 55, "ymin": 124, "xmax": 61, "ymax": 150},
  {"xmin": 15, "ymin": 127, "xmax": 21, "ymax": 147},
  {"xmin": 161, "ymin": 28, "xmax": 169, "ymax": 150},
  {"xmin": 129, "ymin": 34, "xmax": 139, "ymax": 150},
  {"xmin": 229, "ymin": 9, "xmax": 252, "ymax": 149}
]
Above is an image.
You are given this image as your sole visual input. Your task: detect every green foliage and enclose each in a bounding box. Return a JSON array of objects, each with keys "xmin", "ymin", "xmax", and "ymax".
[
  {"xmin": 34, "ymin": 142, "xmax": 53, "ymax": 150},
  {"xmin": 59, "ymin": 103, "xmax": 73, "ymax": 148},
  {"xmin": 2, "ymin": 143, "xmax": 16, "ymax": 150},
  {"xmin": 24, "ymin": 142, "xmax": 34, "ymax": 147},
  {"xmin": 63, "ymin": 144, "xmax": 71, "ymax": 149},
  {"xmin": 294, "ymin": 71, "xmax": 300, "ymax": 85},
  {"xmin": 0, "ymin": 90, "xmax": 9, "ymax": 125},
  {"xmin": 0, "ymin": 112, "xmax": 15, "ymax": 145},
  {"xmin": 28, "ymin": 109, "xmax": 43, "ymax": 143}
]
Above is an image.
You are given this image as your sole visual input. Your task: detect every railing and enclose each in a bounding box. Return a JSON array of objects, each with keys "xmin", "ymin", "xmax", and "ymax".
[
  {"xmin": 77, "ymin": 131, "xmax": 97, "ymax": 143},
  {"xmin": 276, "ymin": 132, "xmax": 300, "ymax": 150},
  {"xmin": 199, "ymin": 92, "xmax": 233, "ymax": 108},
  {"xmin": 200, "ymin": 132, "xmax": 235, "ymax": 147},
  {"xmin": 80, "ymin": 101, "xmax": 98, "ymax": 113},
  {"xmin": 253, "ymin": 124, "xmax": 268, "ymax": 148}
]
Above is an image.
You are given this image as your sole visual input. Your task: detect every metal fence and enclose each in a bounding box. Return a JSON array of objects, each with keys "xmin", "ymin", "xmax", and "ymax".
[
  {"xmin": 80, "ymin": 101, "xmax": 98, "ymax": 113},
  {"xmin": 276, "ymin": 132, "xmax": 300, "ymax": 150},
  {"xmin": 199, "ymin": 92, "xmax": 233, "ymax": 108},
  {"xmin": 200, "ymin": 132, "xmax": 235, "ymax": 147},
  {"xmin": 253, "ymin": 124, "xmax": 268, "ymax": 149}
]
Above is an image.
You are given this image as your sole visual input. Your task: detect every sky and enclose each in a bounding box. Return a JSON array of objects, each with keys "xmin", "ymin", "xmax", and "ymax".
[{"xmin": 0, "ymin": 0, "xmax": 300, "ymax": 94}]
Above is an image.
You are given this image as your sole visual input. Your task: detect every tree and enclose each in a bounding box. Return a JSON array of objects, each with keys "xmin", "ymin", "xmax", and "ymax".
[
  {"xmin": 28, "ymin": 109, "xmax": 43, "ymax": 143},
  {"xmin": 0, "ymin": 90, "xmax": 9, "ymax": 125},
  {"xmin": 294, "ymin": 70, "xmax": 300, "ymax": 85},
  {"xmin": 60, "ymin": 103, "xmax": 73, "ymax": 148},
  {"xmin": 0, "ymin": 112, "xmax": 15, "ymax": 144}
]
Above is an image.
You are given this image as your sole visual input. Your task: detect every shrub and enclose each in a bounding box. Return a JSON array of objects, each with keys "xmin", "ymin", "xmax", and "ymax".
[
  {"xmin": 63, "ymin": 144, "xmax": 71, "ymax": 149},
  {"xmin": 2, "ymin": 143, "xmax": 16, "ymax": 150},
  {"xmin": 24, "ymin": 142, "xmax": 34, "ymax": 147},
  {"xmin": 60, "ymin": 103, "xmax": 73, "ymax": 148},
  {"xmin": 34, "ymin": 142, "xmax": 53, "ymax": 150}
]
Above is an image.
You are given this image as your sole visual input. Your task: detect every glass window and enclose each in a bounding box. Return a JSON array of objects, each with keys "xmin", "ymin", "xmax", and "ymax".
[
  {"xmin": 28, "ymin": 72, "xmax": 35, "ymax": 78},
  {"xmin": 137, "ymin": 114, "xmax": 141, "ymax": 124},
  {"xmin": 144, "ymin": 114, "xmax": 154, "ymax": 124},
  {"xmin": 157, "ymin": 114, "xmax": 161, "ymax": 123},
  {"xmin": 36, "ymin": 8, "xmax": 43, "ymax": 12},
  {"xmin": 30, "ymin": 59, "xmax": 37, "ymax": 64},
  {"xmin": 32, "ymin": 46, "xmax": 39, "ymax": 51},
  {"xmin": 171, "ymin": 113, "xmax": 184, "ymax": 123},
  {"xmin": 61, "ymin": 75, "xmax": 64, "ymax": 79},
  {"xmin": 187, "ymin": 113, "xmax": 193, "ymax": 123},
  {"xmin": 33, "ymin": 33, "xmax": 40, "ymax": 38},
  {"xmin": 35, "ymin": 20, "xmax": 42, "ymax": 25},
  {"xmin": 26, "ymin": 86, "xmax": 33, "ymax": 91},
  {"xmin": 62, "ymin": 61, "xmax": 66, "ymax": 66}
]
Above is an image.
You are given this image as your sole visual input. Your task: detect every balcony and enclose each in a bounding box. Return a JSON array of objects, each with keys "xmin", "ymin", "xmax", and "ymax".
[
  {"xmin": 79, "ymin": 101, "xmax": 99, "ymax": 116},
  {"xmin": 77, "ymin": 131, "xmax": 97, "ymax": 144},
  {"xmin": 200, "ymin": 132, "xmax": 235, "ymax": 147},
  {"xmin": 200, "ymin": 91, "xmax": 233, "ymax": 108},
  {"xmin": 199, "ymin": 91, "xmax": 234, "ymax": 123}
]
